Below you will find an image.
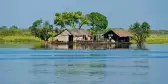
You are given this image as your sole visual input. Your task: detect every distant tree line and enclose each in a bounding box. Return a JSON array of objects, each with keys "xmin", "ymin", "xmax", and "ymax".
[
  {"xmin": 0, "ymin": 25, "xmax": 31, "ymax": 36},
  {"xmin": 150, "ymin": 30, "xmax": 168, "ymax": 35}
]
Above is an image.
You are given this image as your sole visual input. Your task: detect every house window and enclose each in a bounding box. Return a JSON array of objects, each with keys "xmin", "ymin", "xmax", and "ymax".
[
  {"xmin": 108, "ymin": 34, "xmax": 113, "ymax": 42},
  {"xmin": 108, "ymin": 34, "xmax": 113, "ymax": 39}
]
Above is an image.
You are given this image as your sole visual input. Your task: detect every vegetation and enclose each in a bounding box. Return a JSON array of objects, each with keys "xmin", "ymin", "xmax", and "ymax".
[
  {"xmin": 29, "ymin": 19, "xmax": 54, "ymax": 41},
  {"xmin": 0, "ymin": 26, "xmax": 40, "ymax": 42},
  {"xmin": 151, "ymin": 30, "xmax": 168, "ymax": 34},
  {"xmin": 0, "ymin": 11, "xmax": 108, "ymax": 42},
  {"xmin": 129, "ymin": 22, "xmax": 151, "ymax": 48},
  {"xmin": 54, "ymin": 11, "xmax": 89, "ymax": 29},
  {"xmin": 1, "ymin": 25, "xmax": 168, "ymax": 43},
  {"xmin": 130, "ymin": 34, "xmax": 168, "ymax": 44},
  {"xmin": 87, "ymin": 12, "xmax": 108, "ymax": 35},
  {"xmin": 0, "ymin": 11, "xmax": 168, "ymax": 44},
  {"xmin": 0, "ymin": 36, "xmax": 40, "ymax": 43},
  {"xmin": 54, "ymin": 11, "xmax": 108, "ymax": 35},
  {"xmin": 146, "ymin": 34, "xmax": 168, "ymax": 44}
]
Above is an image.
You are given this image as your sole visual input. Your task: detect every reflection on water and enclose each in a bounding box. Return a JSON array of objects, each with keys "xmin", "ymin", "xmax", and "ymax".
[
  {"xmin": 32, "ymin": 43, "xmax": 131, "ymax": 50},
  {"xmin": 1, "ymin": 43, "xmax": 168, "ymax": 51},
  {"xmin": 30, "ymin": 59, "xmax": 149, "ymax": 84}
]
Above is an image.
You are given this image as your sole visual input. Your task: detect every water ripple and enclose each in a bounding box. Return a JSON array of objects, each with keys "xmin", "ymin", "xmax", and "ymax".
[{"xmin": 0, "ymin": 56, "xmax": 168, "ymax": 60}]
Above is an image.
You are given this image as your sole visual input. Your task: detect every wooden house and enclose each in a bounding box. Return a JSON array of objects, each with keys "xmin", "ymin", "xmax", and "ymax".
[
  {"xmin": 103, "ymin": 29, "xmax": 133, "ymax": 43},
  {"xmin": 54, "ymin": 29, "xmax": 92, "ymax": 42}
]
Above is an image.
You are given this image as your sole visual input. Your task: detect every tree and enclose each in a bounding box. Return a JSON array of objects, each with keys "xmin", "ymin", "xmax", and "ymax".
[
  {"xmin": 29, "ymin": 19, "xmax": 53, "ymax": 41},
  {"xmin": 129, "ymin": 22, "xmax": 151, "ymax": 48},
  {"xmin": 54, "ymin": 13, "xmax": 65, "ymax": 29},
  {"xmin": 40, "ymin": 21, "xmax": 52, "ymax": 41},
  {"xmin": 62, "ymin": 12, "xmax": 73, "ymax": 28},
  {"xmin": 79, "ymin": 15, "xmax": 89, "ymax": 29},
  {"xmin": 29, "ymin": 19, "xmax": 42, "ymax": 37},
  {"xmin": 54, "ymin": 11, "xmax": 89, "ymax": 29},
  {"xmin": 0, "ymin": 26, "xmax": 8, "ymax": 36},
  {"xmin": 0, "ymin": 26, "xmax": 8, "ymax": 30},
  {"xmin": 62, "ymin": 11, "xmax": 82, "ymax": 29},
  {"xmin": 86, "ymin": 12, "xmax": 108, "ymax": 34},
  {"xmin": 9, "ymin": 25, "xmax": 18, "ymax": 30},
  {"xmin": 8, "ymin": 25, "xmax": 20, "ymax": 35},
  {"xmin": 54, "ymin": 11, "xmax": 108, "ymax": 31}
]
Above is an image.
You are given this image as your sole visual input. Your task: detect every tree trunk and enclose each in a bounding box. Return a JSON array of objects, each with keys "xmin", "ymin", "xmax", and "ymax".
[
  {"xmin": 79, "ymin": 24, "xmax": 83, "ymax": 29},
  {"xmin": 52, "ymin": 28, "xmax": 54, "ymax": 41}
]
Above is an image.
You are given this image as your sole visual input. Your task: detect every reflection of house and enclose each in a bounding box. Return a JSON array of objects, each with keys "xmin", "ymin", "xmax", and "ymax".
[
  {"xmin": 54, "ymin": 29, "xmax": 91, "ymax": 42},
  {"xmin": 103, "ymin": 29, "xmax": 133, "ymax": 42}
]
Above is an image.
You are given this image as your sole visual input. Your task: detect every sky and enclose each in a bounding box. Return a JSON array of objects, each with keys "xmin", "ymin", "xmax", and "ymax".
[{"xmin": 0, "ymin": 0, "xmax": 168, "ymax": 29}]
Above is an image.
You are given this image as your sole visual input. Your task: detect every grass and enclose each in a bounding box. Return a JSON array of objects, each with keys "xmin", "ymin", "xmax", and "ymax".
[
  {"xmin": 131, "ymin": 34, "xmax": 168, "ymax": 44},
  {"xmin": 0, "ymin": 35, "xmax": 41, "ymax": 43},
  {"xmin": 146, "ymin": 34, "xmax": 168, "ymax": 44}
]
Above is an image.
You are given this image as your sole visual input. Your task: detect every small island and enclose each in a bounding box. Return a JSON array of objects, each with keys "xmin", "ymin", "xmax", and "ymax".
[{"xmin": 0, "ymin": 11, "xmax": 168, "ymax": 47}]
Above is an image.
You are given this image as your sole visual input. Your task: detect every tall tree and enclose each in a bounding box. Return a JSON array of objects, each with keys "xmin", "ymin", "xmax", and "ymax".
[
  {"xmin": 29, "ymin": 19, "xmax": 42, "ymax": 37},
  {"xmin": 54, "ymin": 13, "xmax": 65, "ymax": 29},
  {"xmin": 29, "ymin": 19, "xmax": 53, "ymax": 41},
  {"xmin": 79, "ymin": 15, "xmax": 89, "ymax": 29},
  {"xmin": 62, "ymin": 11, "xmax": 82, "ymax": 29},
  {"xmin": 129, "ymin": 22, "xmax": 151, "ymax": 48},
  {"xmin": 87, "ymin": 12, "xmax": 108, "ymax": 34},
  {"xmin": 40, "ymin": 21, "xmax": 52, "ymax": 41},
  {"xmin": 54, "ymin": 11, "xmax": 108, "ymax": 30},
  {"xmin": 62, "ymin": 12, "xmax": 72, "ymax": 28}
]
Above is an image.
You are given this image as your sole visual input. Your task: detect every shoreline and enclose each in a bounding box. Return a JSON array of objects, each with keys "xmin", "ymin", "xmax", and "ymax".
[
  {"xmin": 1, "ymin": 41, "xmax": 168, "ymax": 44},
  {"xmin": 1, "ymin": 34, "xmax": 168, "ymax": 44}
]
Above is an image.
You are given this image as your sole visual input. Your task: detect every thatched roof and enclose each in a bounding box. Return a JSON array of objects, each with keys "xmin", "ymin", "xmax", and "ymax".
[
  {"xmin": 56, "ymin": 29, "xmax": 91, "ymax": 36},
  {"xmin": 103, "ymin": 29, "xmax": 133, "ymax": 37},
  {"xmin": 112, "ymin": 29, "xmax": 133, "ymax": 37}
]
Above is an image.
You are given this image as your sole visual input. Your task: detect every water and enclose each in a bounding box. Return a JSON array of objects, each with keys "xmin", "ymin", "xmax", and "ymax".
[{"xmin": 0, "ymin": 43, "xmax": 168, "ymax": 84}]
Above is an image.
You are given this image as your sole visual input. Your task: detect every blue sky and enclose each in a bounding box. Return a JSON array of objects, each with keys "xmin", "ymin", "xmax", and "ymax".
[{"xmin": 0, "ymin": 0, "xmax": 167, "ymax": 29}]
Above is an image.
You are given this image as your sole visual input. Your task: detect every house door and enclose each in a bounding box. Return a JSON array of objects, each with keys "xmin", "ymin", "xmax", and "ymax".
[{"xmin": 69, "ymin": 35, "xmax": 73, "ymax": 42}]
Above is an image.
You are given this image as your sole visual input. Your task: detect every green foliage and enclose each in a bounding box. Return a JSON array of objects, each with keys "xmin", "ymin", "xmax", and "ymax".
[
  {"xmin": 86, "ymin": 12, "xmax": 108, "ymax": 34},
  {"xmin": 62, "ymin": 12, "xmax": 76, "ymax": 28},
  {"xmin": 107, "ymin": 28, "xmax": 124, "ymax": 30},
  {"xmin": 146, "ymin": 34, "xmax": 168, "ymax": 44},
  {"xmin": 54, "ymin": 13, "xmax": 65, "ymax": 29},
  {"xmin": 130, "ymin": 34, "xmax": 168, "ymax": 44},
  {"xmin": 0, "ymin": 26, "xmax": 8, "ymax": 30},
  {"xmin": 54, "ymin": 11, "xmax": 108, "ymax": 31},
  {"xmin": 29, "ymin": 19, "xmax": 53, "ymax": 41},
  {"xmin": 0, "ymin": 26, "xmax": 40, "ymax": 42},
  {"xmin": 54, "ymin": 11, "xmax": 86, "ymax": 29},
  {"xmin": 79, "ymin": 15, "xmax": 89, "ymax": 29},
  {"xmin": 0, "ymin": 36, "xmax": 40, "ymax": 42},
  {"xmin": 0, "ymin": 26, "xmax": 31, "ymax": 36},
  {"xmin": 8, "ymin": 25, "xmax": 19, "ymax": 34},
  {"xmin": 129, "ymin": 22, "xmax": 151, "ymax": 45}
]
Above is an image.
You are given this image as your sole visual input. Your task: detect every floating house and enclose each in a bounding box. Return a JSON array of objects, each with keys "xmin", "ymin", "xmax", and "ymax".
[
  {"xmin": 54, "ymin": 29, "xmax": 92, "ymax": 42},
  {"xmin": 103, "ymin": 29, "xmax": 133, "ymax": 43}
]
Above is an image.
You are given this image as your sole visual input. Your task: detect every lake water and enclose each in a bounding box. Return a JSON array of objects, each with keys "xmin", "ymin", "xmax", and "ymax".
[{"xmin": 0, "ymin": 43, "xmax": 168, "ymax": 84}]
